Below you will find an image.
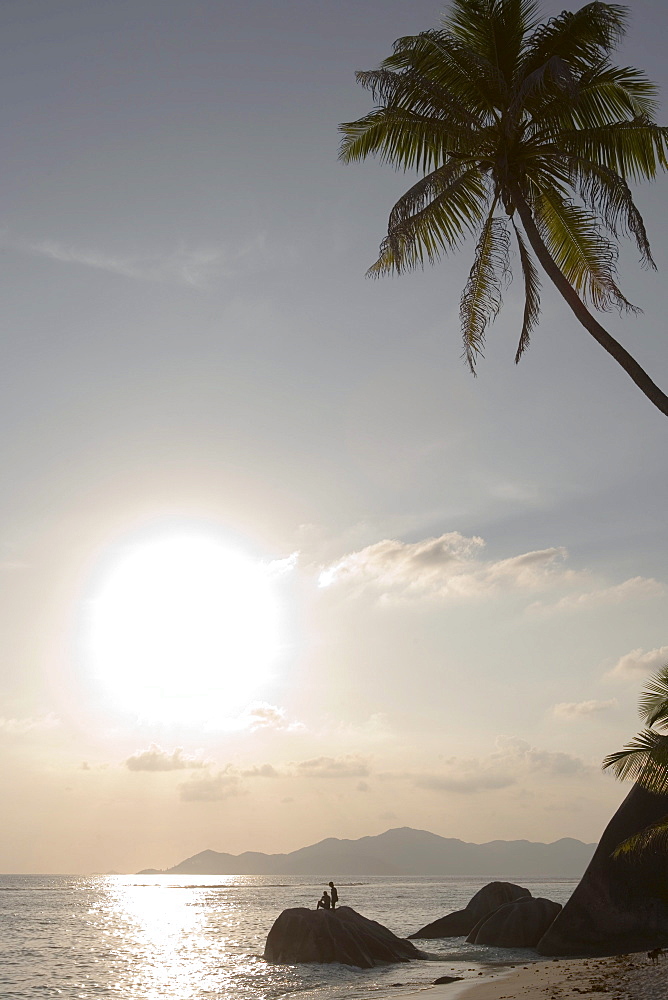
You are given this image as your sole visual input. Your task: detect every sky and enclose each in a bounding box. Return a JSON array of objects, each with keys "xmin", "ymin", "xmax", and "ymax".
[{"xmin": 1, "ymin": 0, "xmax": 668, "ymax": 875}]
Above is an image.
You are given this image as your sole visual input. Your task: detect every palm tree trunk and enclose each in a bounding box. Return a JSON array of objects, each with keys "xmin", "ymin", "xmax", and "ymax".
[{"xmin": 510, "ymin": 186, "xmax": 668, "ymax": 418}]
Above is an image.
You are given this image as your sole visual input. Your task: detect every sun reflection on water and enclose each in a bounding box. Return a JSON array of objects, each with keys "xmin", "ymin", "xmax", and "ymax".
[
  {"xmin": 102, "ymin": 881, "xmax": 207, "ymax": 998},
  {"xmin": 82, "ymin": 876, "xmax": 288, "ymax": 1000}
]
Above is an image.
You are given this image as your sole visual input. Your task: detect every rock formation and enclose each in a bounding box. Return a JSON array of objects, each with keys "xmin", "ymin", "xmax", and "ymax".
[
  {"xmin": 409, "ymin": 881, "xmax": 531, "ymax": 938},
  {"xmin": 467, "ymin": 896, "xmax": 562, "ymax": 947},
  {"xmin": 264, "ymin": 905, "xmax": 426, "ymax": 968},
  {"xmin": 538, "ymin": 784, "xmax": 668, "ymax": 956}
]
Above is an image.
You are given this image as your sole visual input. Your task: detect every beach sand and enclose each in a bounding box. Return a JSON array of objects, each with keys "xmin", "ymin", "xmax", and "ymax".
[{"xmin": 383, "ymin": 952, "xmax": 668, "ymax": 1000}]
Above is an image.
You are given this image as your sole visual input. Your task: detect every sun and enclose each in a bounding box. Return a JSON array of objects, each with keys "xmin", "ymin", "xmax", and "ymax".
[{"xmin": 85, "ymin": 533, "xmax": 282, "ymax": 724}]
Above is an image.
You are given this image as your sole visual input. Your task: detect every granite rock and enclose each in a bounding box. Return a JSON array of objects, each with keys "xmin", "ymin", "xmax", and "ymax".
[
  {"xmin": 538, "ymin": 784, "xmax": 668, "ymax": 956},
  {"xmin": 410, "ymin": 881, "xmax": 531, "ymax": 938},
  {"xmin": 467, "ymin": 896, "xmax": 562, "ymax": 947},
  {"xmin": 264, "ymin": 905, "xmax": 426, "ymax": 968}
]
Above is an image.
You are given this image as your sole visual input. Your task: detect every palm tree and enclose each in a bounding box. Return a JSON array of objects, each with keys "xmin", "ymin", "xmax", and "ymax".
[
  {"xmin": 339, "ymin": 0, "xmax": 668, "ymax": 416},
  {"xmin": 602, "ymin": 665, "xmax": 668, "ymax": 856}
]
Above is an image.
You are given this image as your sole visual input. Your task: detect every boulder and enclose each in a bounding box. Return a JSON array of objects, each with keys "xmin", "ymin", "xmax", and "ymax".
[
  {"xmin": 538, "ymin": 784, "xmax": 668, "ymax": 957},
  {"xmin": 264, "ymin": 905, "xmax": 426, "ymax": 968},
  {"xmin": 409, "ymin": 881, "xmax": 531, "ymax": 938},
  {"xmin": 467, "ymin": 896, "xmax": 562, "ymax": 947}
]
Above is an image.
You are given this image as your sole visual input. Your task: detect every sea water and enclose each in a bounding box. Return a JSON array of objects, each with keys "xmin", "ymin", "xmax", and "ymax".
[{"xmin": 0, "ymin": 873, "xmax": 577, "ymax": 1000}]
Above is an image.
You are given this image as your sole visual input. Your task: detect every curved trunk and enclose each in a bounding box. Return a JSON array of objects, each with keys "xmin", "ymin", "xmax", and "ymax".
[{"xmin": 510, "ymin": 186, "xmax": 668, "ymax": 418}]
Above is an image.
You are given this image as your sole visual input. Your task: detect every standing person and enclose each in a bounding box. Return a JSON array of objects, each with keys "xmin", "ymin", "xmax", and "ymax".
[
  {"xmin": 328, "ymin": 881, "xmax": 338, "ymax": 909},
  {"xmin": 316, "ymin": 891, "xmax": 331, "ymax": 910}
]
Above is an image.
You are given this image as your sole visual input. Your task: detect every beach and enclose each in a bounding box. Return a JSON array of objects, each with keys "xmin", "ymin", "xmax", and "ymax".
[{"xmin": 388, "ymin": 953, "xmax": 668, "ymax": 1000}]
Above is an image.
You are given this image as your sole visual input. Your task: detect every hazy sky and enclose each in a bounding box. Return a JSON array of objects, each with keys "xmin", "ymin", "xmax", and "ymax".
[{"xmin": 1, "ymin": 0, "xmax": 668, "ymax": 874}]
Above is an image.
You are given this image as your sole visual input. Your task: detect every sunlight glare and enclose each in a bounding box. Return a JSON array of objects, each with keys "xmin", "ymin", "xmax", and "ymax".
[{"xmin": 87, "ymin": 534, "xmax": 282, "ymax": 723}]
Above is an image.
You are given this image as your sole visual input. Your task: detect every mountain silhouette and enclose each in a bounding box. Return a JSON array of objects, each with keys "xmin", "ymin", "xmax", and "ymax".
[{"xmin": 139, "ymin": 827, "xmax": 595, "ymax": 877}]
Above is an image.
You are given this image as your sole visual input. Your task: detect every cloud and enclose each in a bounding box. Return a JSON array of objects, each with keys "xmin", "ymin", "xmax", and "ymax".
[
  {"xmin": 11, "ymin": 232, "xmax": 274, "ymax": 287},
  {"xmin": 318, "ymin": 533, "xmax": 668, "ymax": 619},
  {"xmin": 414, "ymin": 769, "xmax": 516, "ymax": 794},
  {"xmin": 125, "ymin": 744, "xmax": 208, "ymax": 772},
  {"xmin": 0, "ymin": 713, "xmax": 60, "ymax": 734},
  {"xmin": 609, "ymin": 646, "xmax": 668, "ymax": 679},
  {"xmin": 387, "ymin": 737, "xmax": 588, "ymax": 796},
  {"xmin": 236, "ymin": 702, "xmax": 304, "ymax": 732},
  {"xmin": 318, "ymin": 532, "xmax": 574, "ymax": 602},
  {"xmin": 334, "ymin": 712, "xmax": 393, "ymax": 744},
  {"xmin": 319, "ymin": 533, "xmax": 481, "ymax": 592},
  {"xmin": 240, "ymin": 763, "xmax": 279, "ymax": 778},
  {"xmin": 553, "ymin": 699, "xmax": 617, "ymax": 719},
  {"xmin": 179, "ymin": 769, "xmax": 243, "ymax": 802},
  {"xmin": 267, "ymin": 553, "xmax": 299, "ymax": 577},
  {"xmin": 531, "ymin": 577, "xmax": 665, "ymax": 615},
  {"xmin": 495, "ymin": 736, "xmax": 587, "ymax": 776},
  {"xmin": 293, "ymin": 754, "xmax": 371, "ymax": 779}
]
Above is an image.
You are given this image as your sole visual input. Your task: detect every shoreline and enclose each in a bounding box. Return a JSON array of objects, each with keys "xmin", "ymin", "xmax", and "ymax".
[{"xmin": 377, "ymin": 952, "xmax": 666, "ymax": 1000}]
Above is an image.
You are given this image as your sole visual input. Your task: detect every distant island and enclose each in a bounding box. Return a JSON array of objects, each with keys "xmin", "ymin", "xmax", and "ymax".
[{"xmin": 138, "ymin": 826, "xmax": 595, "ymax": 877}]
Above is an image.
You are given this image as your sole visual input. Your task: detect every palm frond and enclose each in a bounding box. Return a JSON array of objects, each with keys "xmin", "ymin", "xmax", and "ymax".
[
  {"xmin": 384, "ymin": 30, "xmax": 505, "ymax": 118},
  {"xmin": 444, "ymin": 0, "xmax": 534, "ymax": 90},
  {"xmin": 638, "ymin": 666, "xmax": 668, "ymax": 729},
  {"xmin": 560, "ymin": 118, "xmax": 668, "ymax": 182},
  {"xmin": 564, "ymin": 155, "xmax": 655, "ymax": 267},
  {"xmin": 460, "ymin": 211, "xmax": 511, "ymax": 372},
  {"xmin": 525, "ymin": 61, "xmax": 659, "ymax": 132},
  {"xmin": 387, "ymin": 160, "xmax": 484, "ymax": 229},
  {"xmin": 492, "ymin": 0, "xmax": 542, "ymax": 83},
  {"xmin": 339, "ymin": 107, "xmax": 475, "ymax": 172},
  {"xmin": 602, "ymin": 729, "xmax": 668, "ymax": 794},
  {"xmin": 443, "ymin": 0, "xmax": 495, "ymax": 51},
  {"xmin": 510, "ymin": 55, "xmax": 577, "ymax": 118},
  {"xmin": 521, "ymin": 3, "xmax": 628, "ymax": 79},
  {"xmin": 511, "ymin": 222, "xmax": 541, "ymax": 362},
  {"xmin": 369, "ymin": 168, "xmax": 489, "ymax": 276},
  {"xmin": 612, "ymin": 814, "xmax": 668, "ymax": 859},
  {"xmin": 446, "ymin": 0, "xmax": 540, "ymax": 63},
  {"xmin": 574, "ymin": 62, "xmax": 660, "ymax": 121},
  {"xmin": 533, "ymin": 188, "xmax": 636, "ymax": 312},
  {"xmin": 353, "ymin": 67, "xmax": 483, "ymax": 129}
]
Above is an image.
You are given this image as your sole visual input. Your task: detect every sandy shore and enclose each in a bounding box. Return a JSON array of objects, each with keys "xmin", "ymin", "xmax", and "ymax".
[{"xmin": 381, "ymin": 952, "xmax": 668, "ymax": 1000}]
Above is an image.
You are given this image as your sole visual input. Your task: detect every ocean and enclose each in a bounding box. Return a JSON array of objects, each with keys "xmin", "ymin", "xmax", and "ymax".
[{"xmin": 0, "ymin": 873, "xmax": 578, "ymax": 1000}]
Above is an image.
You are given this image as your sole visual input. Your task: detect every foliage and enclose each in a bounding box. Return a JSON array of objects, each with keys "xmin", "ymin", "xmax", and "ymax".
[
  {"xmin": 339, "ymin": 1, "xmax": 668, "ymax": 411},
  {"xmin": 602, "ymin": 665, "xmax": 668, "ymax": 857}
]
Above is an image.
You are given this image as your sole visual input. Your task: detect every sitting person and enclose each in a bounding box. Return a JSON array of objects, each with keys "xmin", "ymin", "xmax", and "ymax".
[{"xmin": 316, "ymin": 891, "xmax": 331, "ymax": 910}]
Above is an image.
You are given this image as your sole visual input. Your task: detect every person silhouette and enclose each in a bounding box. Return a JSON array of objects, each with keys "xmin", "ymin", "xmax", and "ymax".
[
  {"xmin": 328, "ymin": 881, "xmax": 338, "ymax": 909},
  {"xmin": 316, "ymin": 891, "xmax": 331, "ymax": 910}
]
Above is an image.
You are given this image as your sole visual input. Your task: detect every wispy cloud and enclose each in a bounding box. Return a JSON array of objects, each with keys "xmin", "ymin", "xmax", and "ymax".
[
  {"xmin": 179, "ymin": 768, "xmax": 244, "ymax": 802},
  {"xmin": 495, "ymin": 736, "xmax": 588, "ymax": 776},
  {"xmin": 609, "ymin": 645, "xmax": 668, "ymax": 679},
  {"xmin": 553, "ymin": 699, "xmax": 617, "ymax": 719},
  {"xmin": 235, "ymin": 702, "xmax": 305, "ymax": 733},
  {"xmin": 530, "ymin": 576, "xmax": 665, "ymax": 615},
  {"xmin": 413, "ymin": 769, "xmax": 516, "ymax": 794},
  {"xmin": 292, "ymin": 754, "xmax": 371, "ymax": 779},
  {"xmin": 318, "ymin": 532, "xmax": 575, "ymax": 603},
  {"xmin": 384, "ymin": 736, "xmax": 589, "ymax": 795},
  {"xmin": 8, "ymin": 233, "xmax": 274, "ymax": 287},
  {"xmin": 0, "ymin": 713, "xmax": 60, "ymax": 734},
  {"xmin": 125, "ymin": 743, "xmax": 208, "ymax": 772}
]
